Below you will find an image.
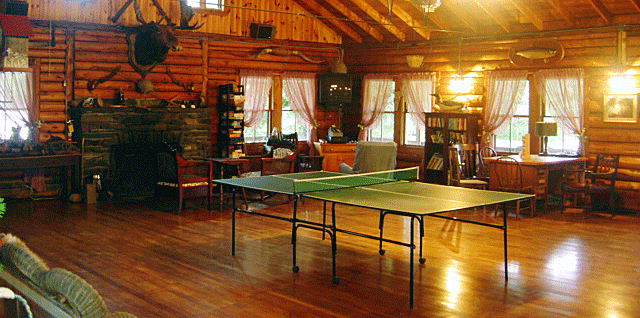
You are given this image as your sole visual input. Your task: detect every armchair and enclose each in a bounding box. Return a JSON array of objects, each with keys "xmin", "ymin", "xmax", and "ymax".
[
  {"xmin": 156, "ymin": 146, "xmax": 213, "ymax": 214},
  {"xmin": 561, "ymin": 153, "xmax": 619, "ymax": 216},
  {"xmin": 338, "ymin": 141, "xmax": 397, "ymax": 174}
]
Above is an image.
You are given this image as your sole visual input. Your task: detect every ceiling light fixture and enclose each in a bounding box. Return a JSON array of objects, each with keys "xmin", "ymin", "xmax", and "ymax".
[{"xmin": 412, "ymin": 0, "xmax": 441, "ymax": 13}]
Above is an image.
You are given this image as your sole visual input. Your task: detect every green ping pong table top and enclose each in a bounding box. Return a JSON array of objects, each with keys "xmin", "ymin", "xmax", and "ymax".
[{"xmin": 214, "ymin": 170, "xmax": 532, "ymax": 216}]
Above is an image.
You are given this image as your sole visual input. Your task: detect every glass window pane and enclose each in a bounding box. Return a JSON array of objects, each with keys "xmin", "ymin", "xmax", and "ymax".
[
  {"xmin": 244, "ymin": 112, "xmax": 269, "ymax": 143},
  {"xmin": 281, "ymin": 92, "xmax": 309, "ymax": 141},
  {"xmin": 404, "ymin": 113, "xmax": 425, "ymax": 146},
  {"xmin": 495, "ymin": 116, "xmax": 528, "ymax": 153}
]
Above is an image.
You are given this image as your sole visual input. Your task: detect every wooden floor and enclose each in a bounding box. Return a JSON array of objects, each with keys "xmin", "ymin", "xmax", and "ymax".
[{"xmin": 1, "ymin": 195, "xmax": 640, "ymax": 318}]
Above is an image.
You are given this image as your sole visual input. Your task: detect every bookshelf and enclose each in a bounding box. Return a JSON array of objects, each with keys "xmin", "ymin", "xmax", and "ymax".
[
  {"xmin": 423, "ymin": 112, "xmax": 481, "ymax": 184},
  {"xmin": 217, "ymin": 84, "xmax": 245, "ymax": 158}
]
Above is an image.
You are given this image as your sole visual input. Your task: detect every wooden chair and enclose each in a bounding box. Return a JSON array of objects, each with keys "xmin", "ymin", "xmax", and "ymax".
[
  {"xmin": 297, "ymin": 155, "xmax": 324, "ymax": 172},
  {"xmin": 561, "ymin": 154, "xmax": 619, "ymax": 216},
  {"xmin": 259, "ymin": 150, "xmax": 298, "ymax": 201},
  {"xmin": 477, "ymin": 146, "xmax": 497, "ymax": 182},
  {"xmin": 449, "ymin": 146, "xmax": 488, "ymax": 190},
  {"xmin": 494, "ymin": 155, "xmax": 536, "ymax": 218},
  {"xmin": 156, "ymin": 146, "xmax": 213, "ymax": 214}
]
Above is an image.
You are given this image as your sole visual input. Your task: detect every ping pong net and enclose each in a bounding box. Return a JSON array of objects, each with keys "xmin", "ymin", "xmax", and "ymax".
[{"xmin": 291, "ymin": 167, "xmax": 419, "ymax": 194}]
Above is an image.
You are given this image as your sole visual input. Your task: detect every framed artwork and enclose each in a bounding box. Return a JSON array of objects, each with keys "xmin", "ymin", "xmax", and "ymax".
[{"xmin": 603, "ymin": 94, "xmax": 638, "ymax": 123}]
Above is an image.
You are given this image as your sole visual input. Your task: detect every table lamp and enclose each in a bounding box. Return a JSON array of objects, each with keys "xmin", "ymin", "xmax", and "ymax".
[{"xmin": 535, "ymin": 122, "xmax": 557, "ymax": 156}]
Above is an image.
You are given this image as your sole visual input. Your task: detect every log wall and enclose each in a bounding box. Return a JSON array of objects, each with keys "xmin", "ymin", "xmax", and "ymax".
[{"xmin": 344, "ymin": 28, "xmax": 640, "ymax": 211}]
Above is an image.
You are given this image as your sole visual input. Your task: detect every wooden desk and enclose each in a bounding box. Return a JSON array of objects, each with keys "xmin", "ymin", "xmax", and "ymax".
[
  {"xmin": 0, "ymin": 154, "xmax": 82, "ymax": 197},
  {"xmin": 484, "ymin": 155, "xmax": 587, "ymax": 213},
  {"xmin": 313, "ymin": 142, "xmax": 356, "ymax": 172}
]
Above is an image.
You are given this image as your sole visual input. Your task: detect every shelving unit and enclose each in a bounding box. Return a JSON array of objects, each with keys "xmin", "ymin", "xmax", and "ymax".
[
  {"xmin": 423, "ymin": 112, "xmax": 481, "ymax": 184},
  {"xmin": 217, "ymin": 83, "xmax": 245, "ymax": 158}
]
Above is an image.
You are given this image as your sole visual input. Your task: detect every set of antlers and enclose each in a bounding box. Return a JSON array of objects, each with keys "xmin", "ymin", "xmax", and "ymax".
[{"xmin": 111, "ymin": 0, "xmax": 203, "ymax": 30}]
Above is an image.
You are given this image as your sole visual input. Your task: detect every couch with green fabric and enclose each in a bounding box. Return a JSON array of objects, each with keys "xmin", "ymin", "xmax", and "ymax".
[{"xmin": 0, "ymin": 233, "xmax": 137, "ymax": 318}]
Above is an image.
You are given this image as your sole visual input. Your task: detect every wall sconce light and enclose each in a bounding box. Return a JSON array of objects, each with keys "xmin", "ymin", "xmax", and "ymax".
[{"xmin": 406, "ymin": 55, "xmax": 424, "ymax": 68}]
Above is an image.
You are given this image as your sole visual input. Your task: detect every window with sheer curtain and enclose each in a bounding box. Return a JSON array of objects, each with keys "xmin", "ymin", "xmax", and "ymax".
[
  {"xmin": 361, "ymin": 74, "xmax": 394, "ymax": 141},
  {"xmin": 399, "ymin": 73, "xmax": 434, "ymax": 146},
  {"xmin": 0, "ymin": 71, "xmax": 34, "ymax": 140},
  {"xmin": 241, "ymin": 70, "xmax": 272, "ymax": 143}
]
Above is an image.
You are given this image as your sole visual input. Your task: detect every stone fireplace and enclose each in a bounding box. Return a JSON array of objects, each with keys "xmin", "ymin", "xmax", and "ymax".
[{"xmin": 80, "ymin": 106, "xmax": 211, "ymax": 199}]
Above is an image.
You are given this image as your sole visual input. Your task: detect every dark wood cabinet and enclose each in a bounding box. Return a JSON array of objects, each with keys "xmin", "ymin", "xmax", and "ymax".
[{"xmin": 423, "ymin": 112, "xmax": 481, "ymax": 184}]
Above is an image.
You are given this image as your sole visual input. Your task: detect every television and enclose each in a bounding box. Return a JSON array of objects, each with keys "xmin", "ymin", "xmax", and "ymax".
[{"xmin": 318, "ymin": 73, "xmax": 352, "ymax": 106}]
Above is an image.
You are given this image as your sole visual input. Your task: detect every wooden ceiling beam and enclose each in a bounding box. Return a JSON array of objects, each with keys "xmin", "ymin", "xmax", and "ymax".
[
  {"xmin": 442, "ymin": 0, "xmax": 479, "ymax": 34},
  {"xmin": 472, "ymin": 0, "xmax": 511, "ymax": 33},
  {"xmin": 509, "ymin": 0, "xmax": 545, "ymax": 30},
  {"xmin": 628, "ymin": 0, "xmax": 640, "ymax": 13},
  {"xmin": 586, "ymin": 0, "xmax": 613, "ymax": 23},
  {"xmin": 310, "ymin": 0, "xmax": 384, "ymax": 42},
  {"xmin": 295, "ymin": 0, "xmax": 365, "ymax": 42},
  {"xmin": 347, "ymin": 0, "xmax": 406, "ymax": 41},
  {"xmin": 377, "ymin": 0, "xmax": 430, "ymax": 40},
  {"xmin": 545, "ymin": 0, "xmax": 574, "ymax": 26}
]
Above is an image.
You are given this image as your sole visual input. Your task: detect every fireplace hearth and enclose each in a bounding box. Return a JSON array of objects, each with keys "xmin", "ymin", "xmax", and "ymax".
[{"xmin": 80, "ymin": 106, "xmax": 211, "ymax": 199}]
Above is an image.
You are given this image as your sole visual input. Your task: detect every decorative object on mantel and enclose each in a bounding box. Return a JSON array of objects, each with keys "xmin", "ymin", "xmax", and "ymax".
[
  {"xmin": 431, "ymin": 93, "xmax": 464, "ymax": 112},
  {"xmin": 252, "ymin": 47, "xmax": 325, "ymax": 64},
  {"xmin": 406, "ymin": 55, "xmax": 424, "ymax": 68},
  {"xmin": 509, "ymin": 39, "xmax": 564, "ymax": 66}
]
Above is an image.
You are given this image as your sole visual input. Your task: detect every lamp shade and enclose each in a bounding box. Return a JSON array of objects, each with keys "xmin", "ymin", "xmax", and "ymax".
[{"xmin": 534, "ymin": 122, "xmax": 557, "ymax": 137}]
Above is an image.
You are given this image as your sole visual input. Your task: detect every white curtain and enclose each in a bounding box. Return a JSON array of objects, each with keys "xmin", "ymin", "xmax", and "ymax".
[
  {"xmin": 282, "ymin": 72, "xmax": 318, "ymax": 148},
  {"xmin": 0, "ymin": 71, "xmax": 34, "ymax": 139},
  {"xmin": 360, "ymin": 74, "xmax": 394, "ymax": 140},
  {"xmin": 534, "ymin": 68, "xmax": 584, "ymax": 154},
  {"xmin": 483, "ymin": 70, "xmax": 528, "ymax": 148},
  {"xmin": 399, "ymin": 72, "xmax": 434, "ymax": 126},
  {"xmin": 240, "ymin": 69, "xmax": 272, "ymax": 128}
]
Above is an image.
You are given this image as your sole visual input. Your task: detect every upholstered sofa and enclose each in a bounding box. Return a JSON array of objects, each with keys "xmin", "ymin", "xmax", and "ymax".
[{"xmin": 0, "ymin": 233, "xmax": 137, "ymax": 318}]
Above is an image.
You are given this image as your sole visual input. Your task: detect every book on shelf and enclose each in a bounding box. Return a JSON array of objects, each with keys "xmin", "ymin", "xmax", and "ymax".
[{"xmin": 426, "ymin": 153, "xmax": 444, "ymax": 170}]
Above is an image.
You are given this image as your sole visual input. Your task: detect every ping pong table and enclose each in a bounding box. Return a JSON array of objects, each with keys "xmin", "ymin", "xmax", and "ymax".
[{"xmin": 214, "ymin": 167, "xmax": 532, "ymax": 307}]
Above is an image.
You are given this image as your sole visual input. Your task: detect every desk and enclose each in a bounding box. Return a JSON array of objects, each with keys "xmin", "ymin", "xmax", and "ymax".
[
  {"xmin": 313, "ymin": 142, "xmax": 356, "ymax": 172},
  {"xmin": 0, "ymin": 154, "xmax": 82, "ymax": 197},
  {"xmin": 484, "ymin": 155, "xmax": 587, "ymax": 212},
  {"xmin": 206, "ymin": 158, "xmax": 248, "ymax": 207}
]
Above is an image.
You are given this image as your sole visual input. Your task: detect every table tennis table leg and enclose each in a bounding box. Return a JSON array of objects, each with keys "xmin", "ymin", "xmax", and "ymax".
[
  {"xmin": 331, "ymin": 202, "xmax": 339, "ymax": 284},
  {"xmin": 409, "ymin": 214, "xmax": 415, "ymax": 308},
  {"xmin": 503, "ymin": 202, "xmax": 508, "ymax": 281},
  {"xmin": 231, "ymin": 188, "xmax": 236, "ymax": 256},
  {"xmin": 292, "ymin": 196, "xmax": 300, "ymax": 273}
]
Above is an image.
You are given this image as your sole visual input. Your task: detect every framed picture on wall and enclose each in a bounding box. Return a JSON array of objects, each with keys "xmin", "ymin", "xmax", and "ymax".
[{"xmin": 603, "ymin": 94, "xmax": 638, "ymax": 123}]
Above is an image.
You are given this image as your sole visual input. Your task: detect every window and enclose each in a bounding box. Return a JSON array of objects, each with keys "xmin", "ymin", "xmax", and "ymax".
[
  {"xmin": 543, "ymin": 96, "xmax": 580, "ymax": 156},
  {"xmin": 187, "ymin": 0, "xmax": 224, "ymax": 10},
  {"xmin": 367, "ymin": 85, "xmax": 395, "ymax": 142},
  {"xmin": 281, "ymin": 93, "xmax": 308, "ymax": 141},
  {"xmin": 495, "ymin": 81, "xmax": 529, "ymax": 153},
  {"xmin": 0, "ymin": 72, "xmax": 33, "ymax": 140},
  {"xmin": 243, "ymin": 109, "xmax": 270, "ymax": 143},
  {"xmin": 404, "ymin": 112, "xmax": 425, "ymax": 145},
  {"xmin": 400, "ymin": 73, "xmax": 434, "ymax": 146}
]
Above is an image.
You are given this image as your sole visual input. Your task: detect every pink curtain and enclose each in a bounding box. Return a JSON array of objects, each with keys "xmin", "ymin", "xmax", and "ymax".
[
  {"xmin": 399, "ymin": 72, "xmax": 435, "ymax": 126},
  {"xmin": 534, "ymin": 68, "xmax": 585, "ymax": 154},
  {"xmin": 282, "ymin": 72, "xmax": 318, "ymax": 151},
  {"xmin": 360, "ymin": 74, "xmax": 394, "ymax": 140},
  {"xmin": 483, "ymin": 70, "xmax": 528, "ymax": 148},
  {"xmin": 240, "ymin": 69, "xmax": 272, "ymax": 128}
]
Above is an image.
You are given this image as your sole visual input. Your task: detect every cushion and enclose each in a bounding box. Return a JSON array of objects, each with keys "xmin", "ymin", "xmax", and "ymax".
[
  {"xmin": 0, "ymin": 234, "xmax": 49, "ymax": 287},
  {"xmin": 273, "ymin": 148, "xmax": 293, "ymax": 158},
  {"xmin": 41, "ymin": 268, "xmax": 108, "ymax": 318}
]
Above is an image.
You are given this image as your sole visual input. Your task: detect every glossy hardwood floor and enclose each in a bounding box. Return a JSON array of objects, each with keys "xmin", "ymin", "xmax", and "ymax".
[{"xmin": 1, "ymin": 195, "xmax": 639, "ymax": 318}]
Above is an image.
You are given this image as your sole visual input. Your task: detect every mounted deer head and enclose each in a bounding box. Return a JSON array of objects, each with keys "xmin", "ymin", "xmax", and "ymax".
[{"xmin": 111, "ymin": 0, "xmax": 202, "ymax": 80}]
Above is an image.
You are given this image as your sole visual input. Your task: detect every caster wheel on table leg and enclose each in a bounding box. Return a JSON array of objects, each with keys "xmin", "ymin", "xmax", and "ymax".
[
  {"xmin": 419, "ymin": 258, "xmax": 426, "ymax": 264},
  {"xmin": 379, "ymin": 249, "xmax": 385, "ymax": 255},
  {"xmin": 332, "ymin": 277, "xmax": 340, "ymax": 284},
  {"xmin": 292, "ymin": 266, "xmax": 299, "ymax": 273}
]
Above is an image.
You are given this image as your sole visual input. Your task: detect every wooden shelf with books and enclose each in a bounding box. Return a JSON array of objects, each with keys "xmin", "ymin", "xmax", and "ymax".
[
  {"xmin": 217, "ymin": 84, "xmax": 245, "ymax": 158},
  {"xmin": 423, "ymin": 112, "xmax": 481, "ymax": 184}
]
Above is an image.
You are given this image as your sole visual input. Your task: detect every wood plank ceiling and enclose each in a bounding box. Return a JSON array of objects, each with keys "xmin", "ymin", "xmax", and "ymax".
[{"xmin": 291, "ymin": 0, "xmax": 640, "ymax": 44}]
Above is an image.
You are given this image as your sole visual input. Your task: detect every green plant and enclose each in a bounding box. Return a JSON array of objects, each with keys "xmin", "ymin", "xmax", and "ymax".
[{"xmin": 0, "ymin": 197, "xmax": 5, "ymax": 218}]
